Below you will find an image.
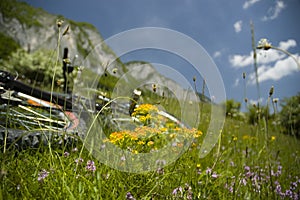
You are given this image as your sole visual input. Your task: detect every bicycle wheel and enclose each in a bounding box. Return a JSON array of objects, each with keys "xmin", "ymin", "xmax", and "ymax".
[{"xmin": 0, "ymin": 90, "xmax": 85, "ymax": 149}]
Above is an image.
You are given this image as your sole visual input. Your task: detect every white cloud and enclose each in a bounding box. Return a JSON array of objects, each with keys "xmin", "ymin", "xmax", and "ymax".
[
  {"xmin": 243, "ymin": 0, "xmax": 261, "ymax": 9},
  {"xmin": 262, "ymin": 1, "xmax": 286, "ymax": 21},
  {"xmin": 229, "ymin": 53, "xmax": 253, "ymax": 68},
  {"xmin": 248, "ymin": 55, "xmax": 299, "ymax": 84},
  {"xmin": 233, "ymin": 78, "xmax": 240, "ymax": 87},
  {"xmin": 233, "ymin": 20, "xmax": 243, "ymax": 33},
  {"xmin": 229, "ymin": 39, "xmax": 299, "ymax": 84},
  {"xmin": 278, "ymin": 39, "xmax": 297, "ymax": 51},
  {"xmin": 213, "ymin": 51, "xmax": 221, "ymax": 58},
  {"xmin": 229, "ymin": 39, "xmax": 297, "ymax": 68}
]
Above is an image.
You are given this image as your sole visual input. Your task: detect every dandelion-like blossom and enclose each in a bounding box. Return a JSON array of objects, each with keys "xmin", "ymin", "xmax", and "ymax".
[{"xmin": 257, "ymin": 38, "xmax": 272, "ymax": 50}]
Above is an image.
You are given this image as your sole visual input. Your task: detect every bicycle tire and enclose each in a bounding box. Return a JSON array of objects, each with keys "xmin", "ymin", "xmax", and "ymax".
[{"xmin": 0, "ymin": 100, "xmax": 86, "ymax": 150}]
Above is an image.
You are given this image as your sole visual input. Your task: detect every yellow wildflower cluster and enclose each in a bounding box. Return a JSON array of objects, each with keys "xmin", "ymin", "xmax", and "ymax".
[
  {"xmin": 105, "ymin": 103, "xmax": 203, "ymax": 153},
  {"xmin": 132, "ymin": 104, "xmax": 159, "ymax": 125},
  {"xmin": 107, "ymin": 126, "xmax": 202, "ymax": 154}
]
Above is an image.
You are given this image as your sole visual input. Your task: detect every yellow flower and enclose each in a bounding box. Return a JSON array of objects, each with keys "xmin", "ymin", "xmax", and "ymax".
[
  {"xmin": 242, "ymin": 135, "xmax": 250, "ymax": 140},
  {"xmin": 132, "ymin": 104, "xmax": 158, "ymax": 116},
  {"xmin": 232, "ymin": 136, "xmax": 238, "ymax": 141},
  {"xmin": 147, "ymin": 141, "xmax": 154, "ymax": 146},
  {"xmin": 271, "ymin": 136, "xmax": 276, "ymax": 141},
  {"xmin": 160, "ymin": 127, "xmax": 168, "ymax": 132},
  {"xmin": 194, "ymin": 130, "xmax": 203, "ymax": 138},
  {"xmin": 196, "ymin": 163, "xmax": 201, "ymax": 168},
  {"xmin": 169, "ymin": 133, "xmax": 176, "ymax": 139},
  {"xmin": 132, "ymin": 150, "xmax": 138, "ymax": 154},
  {"xmin": 137, "ymin": 141, "xmax": 145, "ymax": 145}
]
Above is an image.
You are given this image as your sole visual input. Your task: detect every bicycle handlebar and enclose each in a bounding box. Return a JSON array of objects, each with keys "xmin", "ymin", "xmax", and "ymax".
[{"xmin": 0, "ymin": 70, "xmax": 73, "ymax": 110}]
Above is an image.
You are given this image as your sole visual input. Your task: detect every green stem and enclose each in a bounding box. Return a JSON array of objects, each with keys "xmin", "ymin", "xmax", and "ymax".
[{"xmin": 271, "ymin": 46, "xmax": 300, "ymax": 70}]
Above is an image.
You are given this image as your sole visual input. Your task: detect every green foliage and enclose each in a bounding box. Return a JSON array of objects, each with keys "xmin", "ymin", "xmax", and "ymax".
[
  {"xmin": 0, "ymin": 0, "xmax": 43, "ymax": 27},
  {"xmin": 225, "ymin": 99, "xmax": 241, "ymax": 118},
  {"xmin": 0, "ymin": 32, "xmax": 20, "ymax": 60},
  {"xmin": 279, "ymin": 93, "xmax": 300, "ymax": 137},
  {"xmin": 247, "ymin": 104, "xmax": 270, "ymax": 125},
  {"xmin": 1, "ymin": 105, "xmax": 300, "ymax": 199},
  {"xmin": 1, "ymin": 48, "xmax": 63, "ymax": 88}
]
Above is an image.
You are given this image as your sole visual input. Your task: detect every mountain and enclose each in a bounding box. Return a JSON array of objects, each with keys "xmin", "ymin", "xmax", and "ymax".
[{"xmin": 0, "ymin": 0, "xmax": 208, "ymax": 102}]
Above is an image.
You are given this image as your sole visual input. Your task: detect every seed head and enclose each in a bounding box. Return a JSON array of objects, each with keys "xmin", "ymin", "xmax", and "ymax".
[
  {"xmin": 152, "ymin": 84, "xmax": 157, "ymax": 92},
  {"xmin": 257, "ymin": 38, "xmax": 272, "ymax": 50},
  {"xmin": 273, "ymin": 98, "xmax": 279, "ymax": 103},
  {"xmin": 269, "ymin": 86, "xmax": 274, "ymax": 97},
  {"xmin": 193, "ymin": 76, "xmax": 196, "ymax": 82},
  {"xmin": 112, "ymin": 68, "xmax": 118, "ymax": 74},
  {"xmin": 242, "ymin": 72, "xmax": 246, "ymax": 79},
  {"xmin": 56, "ymin": 19, "xmax": 64, "ymax": 28},
  {"xmin": 62, "ymin": 25, "xmax": 70, "ymax": 36}
]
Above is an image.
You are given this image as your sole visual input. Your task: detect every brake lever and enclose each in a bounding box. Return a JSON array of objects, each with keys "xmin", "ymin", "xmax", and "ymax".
[{"xmin": 0, "ymin": 70, "xmax": 15, "ymax": 87}]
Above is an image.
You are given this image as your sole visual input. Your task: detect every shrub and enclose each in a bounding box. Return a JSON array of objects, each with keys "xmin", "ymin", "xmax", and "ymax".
[
  {"xmin": 1, "ymin": 48, "xmax": 63, "ymax": 88},
  {"xmin": 247, "ymin": 104, "xmax": 270, "ymax": 125},
  {"xmin": 225, "ymin": 99, "xmax": 241, "ymax": 118}
]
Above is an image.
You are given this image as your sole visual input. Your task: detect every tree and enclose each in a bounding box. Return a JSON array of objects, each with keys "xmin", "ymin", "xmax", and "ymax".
[{"xmin": 279, "ymin": 93, "xmax": 300, "ymax": 137}]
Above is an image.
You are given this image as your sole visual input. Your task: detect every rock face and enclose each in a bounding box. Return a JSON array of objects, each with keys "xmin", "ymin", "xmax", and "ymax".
[
  {"xmin": 0, "ymin": 0, "xmax": 206, "ymax": 102},
  {"xmin": 0, "ymin": 0, "xmax": 124, "ymax": 75}
]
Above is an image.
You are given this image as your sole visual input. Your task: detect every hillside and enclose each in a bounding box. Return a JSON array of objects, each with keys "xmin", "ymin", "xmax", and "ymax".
[{"xmin": 0, "ymin": 0, "xmax": 204, "ymax": 102}]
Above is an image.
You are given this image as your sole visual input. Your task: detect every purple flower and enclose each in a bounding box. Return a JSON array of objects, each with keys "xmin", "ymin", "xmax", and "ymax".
[
  {"xmin": 156, "ymin": 167, "xmax": 164, "ymax": 175},
  {"xmin": 273, "ymin": 165, "xmax": 283, "ymax": 177},
  {"xmin": 206, "ymin": 167, "xmax": 212, "ymax": 175},
  {"xmin": 225, "ymin": 183, "xmax": 234, "ymax": 193},
  {"xmin": 63, "ymin": 151, "xmax": 70, "ymax": 157},
  {"xmin": 172, "ymin": 186, "xmax": 183, "ymax": 195},
  {"xmin": 244, "ymin": 166, "xmax": 250, "ymax": 171},
  {"xmin": 126, "ymin": 192, "xmax": 136, "ymax": 200},
  {"xmin": 275, "ymin": 184, "xmax": 282, "ymax": 194},
  {"xmin": 37, "ymin": 169, "xmax": 49, "ymax": 182},
  {"xmin": 86, "ymin": 160, "xmax": 96, "ymax": 172},
  {"xmin": 121, "ymin": 156, "xmax": 126, "ymax": 161},
  {"xmin": 241, "ymin": 178, "xmax": 247, "ymax": 186},
  {"xmin": 211, "ymin": 172, "xmax": 218, "ymax": 178},
  {"xmin": 172, "ymin": 188, "xmax": 178, "ymax": 195},
  {"xmin": 285, "ymin": 189, "xmax": 293, "ymax": 198},
  {"xmin": 290, "ymin": 181, "xmax": 298, "ymax": 190},
  {"xmin": 75, "ymin": 158, "xmax": 84, "ymax": 164}
]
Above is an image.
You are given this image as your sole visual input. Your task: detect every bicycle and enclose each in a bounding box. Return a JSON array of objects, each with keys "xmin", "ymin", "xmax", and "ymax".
[{"xmin": 0, "ymin": 70, "xmax": 189, "ymax": 150}]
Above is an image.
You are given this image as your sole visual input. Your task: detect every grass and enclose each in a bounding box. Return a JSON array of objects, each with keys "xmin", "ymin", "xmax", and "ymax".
[
  {"xmin": 1, "ymin": 16, "xmax": 300, "ymax": 200},
  {"xmin": 1, "ymin": 96, "xmax": 299, "ymax": 199}
]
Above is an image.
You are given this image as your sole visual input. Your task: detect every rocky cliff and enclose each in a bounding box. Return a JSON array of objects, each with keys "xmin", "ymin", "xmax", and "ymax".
[{"xmin": 0, "ymin": 0, "xmax": 206, "ymax": 102}]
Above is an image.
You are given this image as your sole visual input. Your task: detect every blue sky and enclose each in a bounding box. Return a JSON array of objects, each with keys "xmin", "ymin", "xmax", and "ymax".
[{"xmin": 23, "ymin": 0, "xmax": 300, "ymax": 109}]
